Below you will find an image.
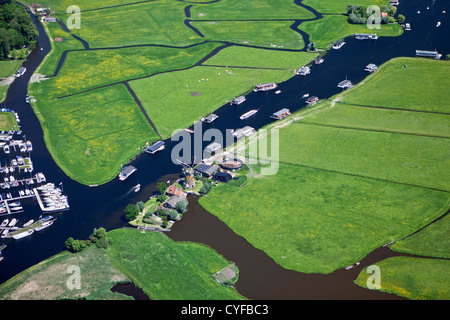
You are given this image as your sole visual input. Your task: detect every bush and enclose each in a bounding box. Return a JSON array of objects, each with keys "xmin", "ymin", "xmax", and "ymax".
[
  {"xmin": 175, "ymin": 199, "xmax": 189, "ymax": 213},
  {"xmin": 124, "ymin": 203, "xmax": 139, "ymax": 221},
  {"xmin": 397, "ymin": 14, "xmax": 405, "ymax": 24}
]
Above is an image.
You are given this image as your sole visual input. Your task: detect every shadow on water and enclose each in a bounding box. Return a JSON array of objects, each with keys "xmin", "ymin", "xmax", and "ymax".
[{"xmin": 0, "ymin": 0, "xmax": 449, "ymax": 300}]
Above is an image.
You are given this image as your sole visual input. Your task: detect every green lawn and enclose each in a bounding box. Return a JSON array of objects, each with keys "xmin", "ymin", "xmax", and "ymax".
[
  {"xmin": 0, "ymin": 112, "xmax": 20, "ymax": 131},
  {"xmin": 199, "ymin": 57, "xmax": 450, "ymax": 275},
  {"xmin": 129, "ymin": 65, "xmax": 292, "ymax": 139},
  {"xmin": 46, "ymin": 42, "xmax": 223, "ymax": 97},
  {"xmin": 31, "ymin": 84, "xmax": 159, "ymax": 185},
  {"xmin": 303, "ymin": 0, "xmax": 392, "ymax": 13},
  {"xmin": 192, "ymin": 20, "xmax": 305, "ymax": 50},
  {"xmin": 0, "ymin": 59, "xmax": 22, "ymax": 78},
  {"xmin": 189, "ymin": 0, "xmax": 315, "ymax": 20},
  {"xmin": 0, "ymin": 246, "xmax": 131, "ymax": 300},
  {"xmin": 299, "ymin": 14, "xmax": 403, "ymax": 49},
  {"xmin": 354, "ymin": 257, "xmax": 450, "ymax": 300},
  {"xmin": 107, "ymin": 228, "xmax": 245, "ymax": 300},
  {"xmin": 340, "ymin": 58, "xmax": 450, "ymax": 112}
]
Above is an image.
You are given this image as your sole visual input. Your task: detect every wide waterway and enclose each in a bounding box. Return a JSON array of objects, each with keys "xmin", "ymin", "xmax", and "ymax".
[{"xmin": 0, "ymin": 0, "xmax": 448, "ymax": 300}]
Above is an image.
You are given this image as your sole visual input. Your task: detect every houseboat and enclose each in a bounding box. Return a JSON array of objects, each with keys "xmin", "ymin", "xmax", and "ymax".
[
  {"xmin": 415, "ymin": 50, "xmax": 442, "ymax": 60},
  {"xmin": 231, "ymin": 96, "xmax": 246, "ymax": 105},
  {"xmin": 16, "ymin": 67, "xmax": 26, "ymax": 77},
  {"xmin": 119, "ymin": 165, "xmax": 137, "ymax": 181},
  {"xmin": 364, "ymin": 63, "xmax": 378, "ymax": 73},
  {"xmin": 201, "ymin": 114, "xmax": 219, "ymax": 124},
  {"xmin": 305, "ymin": 96, "xmax": 319, "ymax": 104},
  {"xmin": 271, "ymin": 108, "xmax": 291, "ymax": 120},
  {"xmin": 254, "ymin": 82, "xmax": 277, "ymax": 92},
  {"xmin": 315, "ymin": 58, "xmax": 324, "ymax": 64},
  {"xmin": 232, "ymin": 126, "xmax": 256, "ymax": 140},
  {"xmin": 354, "ymin": 33, "xmax": 378, "ymax": 40},
  {"xmin": 145, "ymin": 141, "xmax": 165, "ymax": 154},
  {"xmin": 240, "ymin": 109, "xmax": 258, "ymax": 120},
  {"xmin": 338, "ymin": 79, "xmax": 354, "ymax": 89},
  {"xmin": 296, "ymin": 66, "xmax": 311, "ymax": 76},
  {"xmin": 332, "ymin": 40, "xmax": 345, "ymax": 49}
]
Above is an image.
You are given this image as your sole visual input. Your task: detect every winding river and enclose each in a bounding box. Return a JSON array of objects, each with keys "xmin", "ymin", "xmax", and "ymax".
[{"xmin": 0, "ymin": 0, "xmax": 448, "ymax": 300}]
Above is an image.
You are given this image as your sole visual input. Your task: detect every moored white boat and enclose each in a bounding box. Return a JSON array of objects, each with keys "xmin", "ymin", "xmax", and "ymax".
[
  {"xmin": 35, "ymin": 220, "xmax": 53, "ymax": 231},
  {"xmin": 12, "ymin": 229, "xmax": 34, "ymax": 239},
  {"xmin": 240, "ymin": 109, "xmax": 258, "ymax": 120}
]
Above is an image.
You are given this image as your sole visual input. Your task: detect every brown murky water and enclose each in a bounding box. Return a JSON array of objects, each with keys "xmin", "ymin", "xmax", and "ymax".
[{"xmin": 167, "ymin": 195, "xmax": 407, "ymax": 300}]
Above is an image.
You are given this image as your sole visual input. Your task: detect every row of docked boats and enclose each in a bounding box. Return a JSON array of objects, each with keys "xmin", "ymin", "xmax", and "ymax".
[
  {"xmin": 36, "ymin": 183, "xmax": 69, "ymax": 212},
  {"xmin": 1, "ymin": 215, "xmax": 55, "ymax": 239},
  {"xmin": 0, "ymin": 139, "xmax": 31, "ymax": 155}
]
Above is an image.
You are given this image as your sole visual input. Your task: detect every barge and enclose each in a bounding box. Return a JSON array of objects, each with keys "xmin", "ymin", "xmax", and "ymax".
[
  {"xmin": 254, "ymin": 82, "xmax": 277, "ymax": 92},
  {"xmin": 271, "ymin": 108, "xmax": 291, "ymax": 120},
  {"xmin": 240, "ymin": 109, "xmax": 258, "ymax": 120},
  {"xmin": 231, "ymin": 96, "xmax": 246, "ymax": 105},
  {"xmin": 119, "ymin": 165, "xmax": 137, "ymax": 181},
  {"xmin": 145, "ymin": 141, "xmax": 165, "ymax": 154}
]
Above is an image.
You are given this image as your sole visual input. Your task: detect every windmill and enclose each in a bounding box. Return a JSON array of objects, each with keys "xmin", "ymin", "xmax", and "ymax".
[{"xmin": 175, "ymin": 157, "xmax": 196, "ymax": 189}]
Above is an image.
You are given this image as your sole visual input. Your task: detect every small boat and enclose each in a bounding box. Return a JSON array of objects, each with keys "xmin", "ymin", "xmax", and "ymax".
[
  {"xmin": 10, "ymin": 206, "xmax": 23, "ymax": 211},
  {"xmin": 315, "ymin": 58, "xmax": 324, "ymax": 64},
  {"xmin": 231, "ymin": 96, "xmax": 246, "ymax": 105},
  {"xmin": 405, "ymin": 23, "xmax": 411, "ymax": 31},
  {"xmin": 296, "ymin": 66, "xmax": 311, "ymax": 76},
  {"xmin": 1, "ymin": 219, "xmax": 8, "ymax": 227},
  {"xmin": 240, "ymin": 109, "xmax": 258, "ymax": 120},
  {"xmin": 332, "ymin": 40, "xmax": 345, "ymax": 49},
  {"xmin": 8, "ymin": 219, "xmax": 17, "ymax": 227},
  {"xmin": 302, "ymin": 93, "xmax": 310, "ymax": 98},
  {"xmin": 305, "ymin": 96, "xmax": 319, "ymax": 104},
  {"xmin": 3, "ymin": 145, "xmax": 9, "ymax": 154},
  {"xmin": 134, "ymin": 184, "xmax": 141, "ymax": 192},
  {"xmin": 12, "ymin": 229, "xmax": 34, "ymax": 239},
  {"xmin": 345, "ymin": 262, "xmax": 360, "ymax": 270},
  {"xmin": 275, "ymin": 90, "xmax": 281, "ymax": 94},
  {"xmin": 9, "ymin": 202, "xmax": 21, "ymax": 207},
  {"xmin": 26, "ymin": 141, "xmax": 33, "ymax": 152},
  {"xmin": 254, "ymin": 82, "xmax": 277, "ymax": 92},
  {"xmin": 23, "ymin": 219, "xmax": 34, "ymax": 227},
  {"xmin": 1, "ymin": 229, "xmax": 9, "ymax": 238},
  {"xmin": 145, "ymin": 141, "xmax": 165, "ymax": 155},
  {"xmin": 436, "ymin": 21, "xmax": 441, "ymax": 27},
  {"xmin": 201, "ymin": 114, "xmax": 219, "ymax": 124},
  {"xmin": 25, "ymin": 96, "xmax": 29, "ymax": 104},
  {"xmin": 119, "ymin": 165, "xmax": 137, "ymax": 181},
  {"xmin": 35, "ymin": 220, "xmax": 53, "ymax": 231}
]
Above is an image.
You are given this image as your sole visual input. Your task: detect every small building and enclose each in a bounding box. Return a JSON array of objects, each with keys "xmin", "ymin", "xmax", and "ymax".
[
  {"xmin": 204, "ymin": 142, "xmax": 222, "ymax": 158},
  {"xmin": 164, "ymin": 195, "xmax": 182, "ymax": 209},
  {"xmin": 232, "ymin": 126, "xmax": 255, "ymax": 140},
  {"xmin": 271, "ymin": 108, "xmax": 290, "ymax": 120},
  {"xmin": 195, "ymin": 164, "xmax": 219, "ymax": 177},
  {"xmin": 202, "ymin": 114, "xmax": 219, "ymax": 124},
  {"xmin": 167, "ymin": 185, "xmax": 185, "ymax": 198},
  {"xmin": 213, "ymin": 171, "xmax": 232, "ymax": 183},
  {"xmin": 232, "ymin": 96, "xmax": 246, "ymax": 105},
  {"xmin": 305, "ymin": 96, "xmax": 318, "ymax": 104}
]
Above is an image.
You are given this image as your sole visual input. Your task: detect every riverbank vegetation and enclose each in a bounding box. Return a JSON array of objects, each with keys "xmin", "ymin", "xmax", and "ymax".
[{"xmin": 199, "ymin": 57, "xmax": 449, "ymax": 276}]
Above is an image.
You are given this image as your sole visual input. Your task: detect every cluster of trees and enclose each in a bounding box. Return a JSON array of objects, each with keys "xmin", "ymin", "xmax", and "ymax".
[
  {"xmin": 65, "ymin": 228, "xmax": 108, "ymax": 253},
  {"xmin": 346, "ymin": 4, "xmax": 405, "ymax": 25},
  {"xmin": 124, "ymin": 201, "xmax": 145, "ymax": 221},
  {"xmin": 0, "ymin": 1, "xmax": 38, "ymax": 60}
]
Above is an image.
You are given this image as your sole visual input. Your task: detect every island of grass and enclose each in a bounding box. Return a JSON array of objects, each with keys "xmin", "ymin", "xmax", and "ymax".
[
  {"xmin": 0, "ymin": 111, "xmax": 20, "ymax": 132},
  {"xmin": 0, "ymin": 228, "xmax": 244, "ymax": 300},
  {"xmin": 199, "ymin": 57, "xmax": 449, "ymax": 275}
]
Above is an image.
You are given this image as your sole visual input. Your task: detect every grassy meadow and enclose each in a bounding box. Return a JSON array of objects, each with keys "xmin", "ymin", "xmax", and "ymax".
[
  {"xmin": 107, "ymin": 228, "xmax": 244, "ymax": 300},
  {"xmin": 30, "ymin": 84, "xmax": 159, "ymax": 185},
  {"xmin": 0, "ymin": 112, "xmax": 20, "ymax": 131},
  {"xmin": 199, "ymin": 57, "xmax": 449, "ymax": 275},
  {"xmin": 302, "ymin": 0, "xmax": 392, "ymax": 13},
  {"xmin": 0, "ymin": 229, "xmax": 244, "ymax": 300},
  {"xmin": 299, "ymin": 14, "xmax": 403, "ymax": 49}
]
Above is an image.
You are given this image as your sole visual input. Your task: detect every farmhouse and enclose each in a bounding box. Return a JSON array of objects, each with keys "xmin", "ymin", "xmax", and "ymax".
[
  {"xmin": 167, "ymin": 185, "xmax": 185, "ymax": 197},
  {"xmin": 195, "ymin": 164, "xmax": 219, "ymax": 177},
  {"xmin": 164, "ymin": 195, "xmax": 182, "ymax": 209}
]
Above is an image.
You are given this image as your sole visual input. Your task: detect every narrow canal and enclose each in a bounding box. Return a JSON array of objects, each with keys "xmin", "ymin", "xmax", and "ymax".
[{"xmin": 0, "ymin": 0, "xmax": 448, "ymax": 300}]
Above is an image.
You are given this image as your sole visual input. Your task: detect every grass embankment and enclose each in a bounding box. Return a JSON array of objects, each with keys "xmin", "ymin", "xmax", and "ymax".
[
  {"xmin": 0, "ymin": 59, "xmax": 23, "ymax": 102},
  {"xmin": 0, "ymin": 111, "xmax": 20, "ymax": 131},
  {"xmin": 0, "ymin": 246, "xmax": 131, "ymax": 300},
  {"xmin": 355, "ymin": 213, "xmax": 450, "ymax": 299},
  {"xmin": 299, "ymin": 14, "xmax": 403, "ymax": 49},
  {"xmin": 199, "ymin": 57, "xmax": 450, "ymax": 275},
  {"xmin": 302, "ymin": 0, "xmax": 391, "ymax": 13},
  {"xmin": 0, "ymin": 228, "xmax": 244, "ymax": 300},
  {"xmin": 107, "ymin": 228, "xmax": 244, "ymax": 300}
]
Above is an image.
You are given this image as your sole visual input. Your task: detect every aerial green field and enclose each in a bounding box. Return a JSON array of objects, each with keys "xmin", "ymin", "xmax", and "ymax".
[
  {"xmin": 200, "ymin": 57, "xmax": 450, "ymax": 275},
  {"xmin": 0, "ymin": 229, "xmax": 244, "ymax": 300},
  {"xmin": 302, "ymin": 0, "xmax": 391, "ymax": 13},
  {"xmin": 31, "ymin": 84, "xmax": 159, "ymax": 185},
  {"xmin": 0, "ymin": 112, "xmax": 20, "ymax": 131},
  {"xmin": 107, "ymin": 228, "xmax": 244, "ymax": 300},
  {"xmin": 298, "ymin": 14, "xmax": 403, "ymax": 49}
]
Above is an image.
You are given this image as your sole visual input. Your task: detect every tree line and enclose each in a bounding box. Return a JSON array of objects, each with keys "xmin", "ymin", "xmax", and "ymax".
[{"xmin": 0, "ymin": 1, "xmax": 38, "ymax": 60}]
